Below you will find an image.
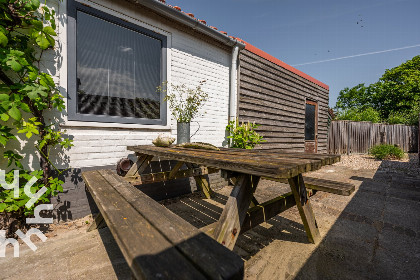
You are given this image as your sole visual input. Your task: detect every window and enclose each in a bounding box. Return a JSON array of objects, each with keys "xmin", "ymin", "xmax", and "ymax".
[
  {"xmin": 305, "ymin": 102, "xmax": 316, "ymax": 141},
  {"xmin": 67, "ymin": 2, "xmax": 167, "ymax": 125}
]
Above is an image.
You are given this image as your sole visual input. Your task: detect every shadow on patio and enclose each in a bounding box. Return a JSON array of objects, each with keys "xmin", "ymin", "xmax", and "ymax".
[{"xmin": 292, "ymin": 155, "xmax": 420, "ymax": 279}]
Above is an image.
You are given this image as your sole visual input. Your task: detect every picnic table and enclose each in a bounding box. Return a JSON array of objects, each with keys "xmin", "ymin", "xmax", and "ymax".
[
  {"xmin": 124, "ymin": 145, "xmax": 345, "ymax": 248},
  {"xmin": 83, "ymin": 145, "xmax": 354, "ymax": 278}
]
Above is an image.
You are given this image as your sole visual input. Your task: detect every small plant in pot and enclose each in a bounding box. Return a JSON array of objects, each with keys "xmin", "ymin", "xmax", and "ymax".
[
  {"xmin": 157, "ymin": 81, "xmax": 208, "ymax": 144},
  {"xmin": 226, "ymin": 118, "xmax": 265, "ymax": 149}
]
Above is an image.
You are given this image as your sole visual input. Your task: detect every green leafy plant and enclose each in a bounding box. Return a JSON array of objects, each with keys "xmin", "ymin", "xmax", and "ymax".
[
  {"xmin": 157, "ymin": 80, "xmax": 208, "ymax": 123},
  {"xmin": 335, "ymin": 55, "xmax": 420, "ymax": 125},
  {"xmin": 336, "ymin": 107, "xmax": 381, "ymax": 123},
  {"xmin": 226, "ymin": 118, "xmax": 265, "ymax": 149},
  {"xmin": 369, "ymin": 144, "xmax": 404, "ymax": 160},
  {"xmin": 0, "ymin": 1, "xmax": 72, "ymax": 225}
]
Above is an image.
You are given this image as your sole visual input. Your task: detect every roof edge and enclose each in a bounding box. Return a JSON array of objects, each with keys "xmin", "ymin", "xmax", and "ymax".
[
  {"xmin": 240, "ymin": 40, "xmax": 329, "ymax": 90},
  {"xmin": 125, "ymin": 0, "xmax": 246, "ymax": 49}
]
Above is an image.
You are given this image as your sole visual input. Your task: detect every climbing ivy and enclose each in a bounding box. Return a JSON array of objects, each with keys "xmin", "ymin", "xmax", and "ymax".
[{"xmin": 0, "ymin": 0, "xmax": 72, "ymax": 218}]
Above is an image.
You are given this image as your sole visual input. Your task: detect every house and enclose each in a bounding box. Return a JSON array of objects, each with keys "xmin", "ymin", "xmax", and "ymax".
[
  {"xmin": 237, "ymin": 43, "xmax": 330, "ymax": 153},
  {"xmin": 18, "ymin": 0, "xmax": 330, "ymax": 219}
]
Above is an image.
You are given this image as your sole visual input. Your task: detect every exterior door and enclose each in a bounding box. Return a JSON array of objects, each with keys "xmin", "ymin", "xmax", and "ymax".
[{"xmin": 305, "ymin": 100, "xmax": 318, "ymax": 153}]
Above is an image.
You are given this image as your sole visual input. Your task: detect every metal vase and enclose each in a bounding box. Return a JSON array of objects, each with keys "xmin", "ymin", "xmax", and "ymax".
[{"xmin": 177, "ymin": 122, "xmax": 190, "ymax": 144}]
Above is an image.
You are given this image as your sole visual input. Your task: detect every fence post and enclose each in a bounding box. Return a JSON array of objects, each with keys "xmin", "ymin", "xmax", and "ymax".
[{"xmin": 347, "ymin": 121, "xmax": 350, "ymax": 155}]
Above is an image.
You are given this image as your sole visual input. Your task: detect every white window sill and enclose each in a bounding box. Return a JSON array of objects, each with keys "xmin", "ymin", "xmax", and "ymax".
[{"xmin": 60, "ymin": 121, "xmax": 171, "ymax": 131}]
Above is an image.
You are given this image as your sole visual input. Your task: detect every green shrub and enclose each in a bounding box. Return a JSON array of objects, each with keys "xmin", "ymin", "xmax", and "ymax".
[
  {"xmin": 387, "ymin": 107, "xmax": 420, "ymax": 126},
  {"xmin": 369, "ymin": 144, "xmax": 404, "ymax": 160},
  {"xmin": 226, "ymin": 119, "xmax": 265, "ymax": 149},
  {"xmin": 336, "ymin": 107, "xmax": 382, "ymax": 123}
]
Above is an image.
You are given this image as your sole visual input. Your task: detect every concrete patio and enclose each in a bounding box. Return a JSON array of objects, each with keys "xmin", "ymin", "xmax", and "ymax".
[{"xmin": 1, "ymin": 155, "xmax": 419, "ymax": 280}]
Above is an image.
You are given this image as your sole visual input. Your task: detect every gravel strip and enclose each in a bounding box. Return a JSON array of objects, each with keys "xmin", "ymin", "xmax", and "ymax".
[{"xmin": 334, "ymin": 153, "xmax": 420, "ymax": 176}]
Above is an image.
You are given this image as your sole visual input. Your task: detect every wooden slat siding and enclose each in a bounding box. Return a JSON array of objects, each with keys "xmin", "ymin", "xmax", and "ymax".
[
  {"xmin": 240, "ymin": 51, "xmax": 330, "ymax": 98},
  {"xmin": 240, "ymin": 75, "xmax": 329, "ymax": 116},
  {"xmin": 239, "ymin": 56, "xmax": 330, "ymax": 110},
  {"xmin": 328, "ymin": 121, "xmax": 419, "ymax": 154},
  {"xmin": 238, "ymin": 49, "xmax": 329, "ymax": 153}
]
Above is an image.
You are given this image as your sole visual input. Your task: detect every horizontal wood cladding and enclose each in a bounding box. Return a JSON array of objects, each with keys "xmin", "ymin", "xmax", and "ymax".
[
  {"xmin": 241, "ymin": 51, "xmax": 329, "ymax": 95},
  {"xmin": 239, "ymin": 49, "xmax": 329, "ymax": 153}
]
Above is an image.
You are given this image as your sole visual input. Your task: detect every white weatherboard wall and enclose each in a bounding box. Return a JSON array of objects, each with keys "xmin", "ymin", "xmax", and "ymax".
[{"xmin": 53, "ymin": 0, "xmax": 232, "ymax": 169}]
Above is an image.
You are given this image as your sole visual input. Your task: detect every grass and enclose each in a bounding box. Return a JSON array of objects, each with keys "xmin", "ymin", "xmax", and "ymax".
[{"xmin": 369, "ymin": 144, "xmax": 404, "ymax": 160}]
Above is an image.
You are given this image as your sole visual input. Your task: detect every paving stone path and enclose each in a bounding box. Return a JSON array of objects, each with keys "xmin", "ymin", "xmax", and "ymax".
[{"xmin": 1, "ymin": 159, "xmax": 419, "ymax": 280}]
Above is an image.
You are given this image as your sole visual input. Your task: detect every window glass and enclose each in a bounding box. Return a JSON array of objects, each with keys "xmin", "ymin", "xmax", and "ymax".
[
  {"xmin": 76, "ymin": 11, "xmax": 161, "ymax": 119},
  {"xmin": 305, "ymin": 103, "xmax": 316, "ymax": 140}
]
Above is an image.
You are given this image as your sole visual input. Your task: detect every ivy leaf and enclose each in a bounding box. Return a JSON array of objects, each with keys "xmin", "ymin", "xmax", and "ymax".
[
  {"xmin": 0, "ymin": 125, "xmax": 15, "ymax": 146},
  {"xmin": 39, "ymin": 73, "xmax": 55, "ymax": 87},
  {"xmin": 31, "ymin": 0, "xmax": 40, "ymax": 8},
  {"xmin": 31, "ymin": 20, "xmax": 43, "ymax": 31},
  {"xmin": 21, "ymin": 84, "xmax": 49, "ymax": 99},
  {"xmin": 35, "ymin": 33, "xmax": 50, "ymax": 49},
  {"xmin": 24, "ymin": 0, "xmax": 40, "ymax": 9},
  {"xmin": 8, "ymin": 106, "xmax": 21, "ymax": 120},
  {"xmin": 28, "ymin": 70, "xmax": 38, "ymax": 81},
  {"xmin": 0, "ymin": 84, "xmax": 11, "ymax": 94},
  {"xmin": 0, "ymin": 113, "xmax": 9, "ymax": 122},
  {"xmin": 0, "ymin": 31, "xmax": 7, "ymax": 47},
  {"xmin": 20, "ymin": 102, "xmax": 31, "ymax": 113},
  {"xmin": 0, "ymin": 93, "xmax": 9, "ymax": 102},
  {"xmin": 43, "ymin": 26, "xmax": 57, "ymax": 36},
  {"xmin": 5, "ymin": 50, "xmax": 27, "ymax": 72}
]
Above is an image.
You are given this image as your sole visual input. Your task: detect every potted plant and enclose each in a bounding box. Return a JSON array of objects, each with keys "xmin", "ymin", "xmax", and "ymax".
[
  {"xmin": 157, "ymin": 81, "xmax": 208, "ymax": 144},
  {"xmin": 226, "ymin": 118, "xmax": 265, "ymax": 149}
]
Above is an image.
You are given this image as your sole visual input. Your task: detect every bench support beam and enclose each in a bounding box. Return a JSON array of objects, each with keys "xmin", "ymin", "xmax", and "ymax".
[
  {"xmin": 123, "ymin": 166, "xmax": 218, "ymax": 186},
  {"xmin": 186, "ymin": 163, "xmax": 214, "ymax": 199},
  {"xmin": 201, "ymin": 190, "xmax": 316, "ymax": 236},
  {"xmin": 125, "ymin": 154, "xmax": 154, "ymax": 177}
]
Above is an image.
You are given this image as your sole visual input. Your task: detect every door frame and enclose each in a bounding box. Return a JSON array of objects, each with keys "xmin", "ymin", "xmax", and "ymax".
[{"xmin": 305, "ymin": 99, "xmax": 318, "ymax": 153}]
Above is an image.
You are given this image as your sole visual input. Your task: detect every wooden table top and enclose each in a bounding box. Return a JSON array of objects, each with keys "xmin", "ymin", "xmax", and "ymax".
[{"xmin": 127, "ymin": 145, "xmax": 341, "ymax": 179}]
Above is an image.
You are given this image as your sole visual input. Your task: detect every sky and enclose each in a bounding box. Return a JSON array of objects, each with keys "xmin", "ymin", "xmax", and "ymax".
[{"xmin": 166, "ymin": 0, "xmax": 420, "ymax": 107}]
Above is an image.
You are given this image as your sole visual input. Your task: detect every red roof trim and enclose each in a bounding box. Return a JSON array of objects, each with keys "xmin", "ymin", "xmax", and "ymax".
[{"xmin": 241, "ymin": 40, "xmax": 329, "ymax": 90}]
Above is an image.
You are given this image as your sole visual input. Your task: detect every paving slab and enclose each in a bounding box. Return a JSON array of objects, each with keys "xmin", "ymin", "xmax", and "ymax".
[{"xmin": 1, "ymin": 155, "xmax": 419, "ymax": 279}]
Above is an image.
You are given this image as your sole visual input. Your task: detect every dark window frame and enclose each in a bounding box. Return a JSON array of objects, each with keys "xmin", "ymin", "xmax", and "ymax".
[
  {"xmin": 304, "ymin": 100, "xmax": 318, "ymax": 141},
  {"xmin": 67, "ymin": 1, "xmax": 167, "ymax": 125}
]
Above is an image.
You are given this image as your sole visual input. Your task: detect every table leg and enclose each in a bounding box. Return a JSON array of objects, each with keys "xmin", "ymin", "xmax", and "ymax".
[
  {"xmin": 169, "ymin": 161, "xmax": 184, "ymax": 179},
  {"xmin": 288, "ymin": 174, "xmax": 321, "ymax": 244},
  {"xmin": 213, "ymin": 174, "xmax": 260, "ymax": 250},
  {"xmin": 186, "ymin": 163, "xmax": 214, "ymax": 199},
  {"xmin": 125, "ymin": 153, "xmax": 154, "ymax": 177},
  {"xmin": 87, "ymin": 212, "xmax": 106, "ymax": 232}
]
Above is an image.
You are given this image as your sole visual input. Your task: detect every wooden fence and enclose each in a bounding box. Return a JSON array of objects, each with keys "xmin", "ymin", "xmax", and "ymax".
[{"xmin": 328, "ymin": 121, "xmax": 418, "ymax": 154}]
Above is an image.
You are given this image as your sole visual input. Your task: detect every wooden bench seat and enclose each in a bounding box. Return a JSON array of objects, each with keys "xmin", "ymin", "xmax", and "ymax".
[
  {"xmin": 275, "ymin": 176, "xmax": 355, "ymax": 196},
  {"xmin": 82, "ymin": 169, "xmax": 244, "ymax": 280},
  {"xmin": 301, "ymin": 176, "xmax": 355, "ymax": 196}
]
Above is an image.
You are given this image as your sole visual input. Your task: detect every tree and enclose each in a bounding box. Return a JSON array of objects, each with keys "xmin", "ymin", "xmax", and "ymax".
[
  {"xmin": 335, "ymin": 55, "xmax": 420, "ymax": 125},
  {"xmin": 371, "ymin": 55, "xmax": 420, "ymax": 122},
  {"xmin": 335, "ymin": 83, "xmax": 371, "ymax": 111},
  {"xmin": 0, "ymin": 0, "xmax": 72, "ymax": 229}
]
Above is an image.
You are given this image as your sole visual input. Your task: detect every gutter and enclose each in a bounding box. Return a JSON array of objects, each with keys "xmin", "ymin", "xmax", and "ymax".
[
  {"xmin": 125, "ymin": 0, "xmax": 246, "ymax": 49},
  {"xmin": 229, "ymin": 44, "xmax": 240, "ymax": 122}
]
